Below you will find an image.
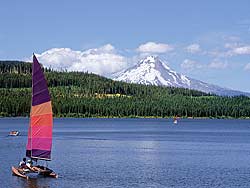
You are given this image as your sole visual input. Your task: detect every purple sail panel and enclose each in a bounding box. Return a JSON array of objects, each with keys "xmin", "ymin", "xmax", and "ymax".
[
  {"xmin": 32, "ymin": 55, "xmax": 50, "ymax": 106},
  {"xmin": 32, "ymin": 149, "xmax": 51, "ymax": 160},
  {"xmin": 26, "ymin": 149, "xmax": 51, "ymax": 160}
]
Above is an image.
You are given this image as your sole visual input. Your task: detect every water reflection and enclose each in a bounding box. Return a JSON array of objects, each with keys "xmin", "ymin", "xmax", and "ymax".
[
  {"xmin": 17, "ymin": 178, "xmax": 51, "ymax": 188},
  {"xmin": 25, "ymin": 179, "xmax": 39, "ymax": 188}
]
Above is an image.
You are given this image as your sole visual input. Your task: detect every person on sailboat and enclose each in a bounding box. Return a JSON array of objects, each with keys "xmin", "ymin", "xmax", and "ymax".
[
  {"xmin": 26, "ymin": 159, "xmax": 33, "ymax": 168},
  {"xmin": 19, "ymin": 158, "xmax": 27, "ymax": 168},
  {"xmin": 26, "ymin": 159, "xmax": 41, "ymax": 172}
]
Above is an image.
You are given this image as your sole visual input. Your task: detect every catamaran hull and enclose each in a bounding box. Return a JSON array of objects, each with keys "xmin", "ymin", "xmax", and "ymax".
[
  {"xmin": 12, "ymin": 166, "xmax": 28, "ymax": 179},
  {"xmin": 12, "ymin": 166, "xmax": 58, "ymax": 179}
]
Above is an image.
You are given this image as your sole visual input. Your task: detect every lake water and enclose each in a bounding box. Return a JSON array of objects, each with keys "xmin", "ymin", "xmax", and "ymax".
[{"xmin": 1, "ymin": 118, "xmax": 250, "ymax": 188}]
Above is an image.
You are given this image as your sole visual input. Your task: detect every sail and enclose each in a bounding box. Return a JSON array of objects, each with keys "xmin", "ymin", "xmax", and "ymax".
[{"xmin": 26, "ymin": 55, "xmax": 53, "ymax": 160}]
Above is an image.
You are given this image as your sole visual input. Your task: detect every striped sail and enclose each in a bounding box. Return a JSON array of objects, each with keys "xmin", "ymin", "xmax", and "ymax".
[{"xmin": 26, "ymin": 55, "xmax": 53, "ymax": 160}]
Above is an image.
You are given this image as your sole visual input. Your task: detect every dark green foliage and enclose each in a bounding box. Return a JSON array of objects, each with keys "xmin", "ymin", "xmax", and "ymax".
[{"xmin": 0, "ymin": 61, "xmax": 249, "ymax": 118}]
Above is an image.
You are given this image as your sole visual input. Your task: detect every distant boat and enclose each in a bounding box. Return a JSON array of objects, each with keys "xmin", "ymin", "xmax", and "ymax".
[
  {"xmin": 8, "ymin": 131, "xmax": 20, "ymax": 136},
  {"xmin": 173, "ymin": 117, "xmax": 178, "ymax": 124},
  {"xmin": 12, "ymin": 54, "xmax": 57, "ymax": 179}
]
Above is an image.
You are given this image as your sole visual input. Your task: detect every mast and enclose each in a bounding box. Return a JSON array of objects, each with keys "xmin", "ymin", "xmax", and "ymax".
[{"xmin": 26, "ymin": 54, "xmax": 53, "ymax": 161}]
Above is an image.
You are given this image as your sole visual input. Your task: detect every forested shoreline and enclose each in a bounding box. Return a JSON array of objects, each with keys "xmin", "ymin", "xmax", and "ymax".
[{"xmin": 0, "ymin": 61, "xmax": 250, "ymax": 118}]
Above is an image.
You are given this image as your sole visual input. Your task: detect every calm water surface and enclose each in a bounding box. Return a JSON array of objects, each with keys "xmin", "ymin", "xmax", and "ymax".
[{"xmin": 1, "ymin": 118, "xmax": 250, "ymax": 188}]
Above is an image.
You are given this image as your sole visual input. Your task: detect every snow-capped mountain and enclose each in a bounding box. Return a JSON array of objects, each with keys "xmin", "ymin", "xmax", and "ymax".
[{"xmin": 115, "ymin": 56, "xmax": 250, "ymax": 96}]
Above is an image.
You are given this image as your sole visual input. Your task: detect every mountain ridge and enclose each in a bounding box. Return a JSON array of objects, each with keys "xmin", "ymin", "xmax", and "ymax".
[{"xmin": 115, "ymin": 56, "xmax": 250, "ymax": 96}]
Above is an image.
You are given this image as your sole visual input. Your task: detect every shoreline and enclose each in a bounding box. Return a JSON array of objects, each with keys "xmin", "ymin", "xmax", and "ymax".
[{"xmin": 0, "ymin": 116, "xmax": 250, "ymax": 120}]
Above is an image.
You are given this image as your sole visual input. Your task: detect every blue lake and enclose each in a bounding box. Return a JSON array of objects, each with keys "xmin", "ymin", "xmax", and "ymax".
[{"xmin": 1, "ymin": 118, "xmax": 250, "ymax": 188}]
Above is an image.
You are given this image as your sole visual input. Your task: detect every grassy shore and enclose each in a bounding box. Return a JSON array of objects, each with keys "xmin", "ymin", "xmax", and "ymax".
[{"xmin": 1, "ymin": 114, "xmax": 250, "ymax": 119}]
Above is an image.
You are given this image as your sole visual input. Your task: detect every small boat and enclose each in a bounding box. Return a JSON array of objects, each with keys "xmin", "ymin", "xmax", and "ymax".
[
  {"xmin": 9, "ymin": 131, "xmax": 20, "ymax": 136},
  {"xmin": 173, "ymin": 116, "xmax": 178, "ymax": 124},
  {"xmin": 12, "ymin": 54, "xmax": 57, "ymax": 179},
  {"xmin": 12, "ymin": 165, "xmax": 58, "ymax": 179}
]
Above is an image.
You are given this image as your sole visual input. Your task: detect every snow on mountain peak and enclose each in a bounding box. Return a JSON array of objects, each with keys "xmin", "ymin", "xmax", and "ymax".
[
  {"xmin": 115, "ymin": 56, "xmax": 191, "ymax": 87},
  {"xmin": 141, "ymin": 55, "xmax": 157, "ymax": 63},
  {"xmin": 115, "ymin": 56, "xmax": 249, "ymax": 96}
]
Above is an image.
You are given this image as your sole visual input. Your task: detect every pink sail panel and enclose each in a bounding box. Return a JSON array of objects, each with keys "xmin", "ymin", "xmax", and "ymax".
[{"xmin": 26, "ymin": 55, "xmax": 53, "ymax": 160}]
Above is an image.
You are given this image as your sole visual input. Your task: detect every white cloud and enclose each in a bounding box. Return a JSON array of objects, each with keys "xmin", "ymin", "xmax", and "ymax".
[
  {"xmin": 34, "ymin": 44, "xmax": 128, "ymax": 76},
  {"xmin": 186, "ymin": 44, "xmax": 201, "ymax": 54},
  {"xmin": 181, "ymin": 59, "xmax": 228, "ymax": 71},
  {"xmin": 137, "ymin": 42, "xmax": 173, "ymax": 53},
  {"xmin": 181, "ymin": 59, "xmax": 203, "ymax": 71},
  {"xmin": 225, "ymin": 44, "xmax": 250, "ymax": 56},
  {"xmin": 224, "ymin": 43, "xmax": 239, "ymax": 49},
  {"xmin": 209, "ymin": 43, "xmax": 250, "ymax": 57},
  {"xmin": 208, "ymin": 61, "xmax": 228, "ymax": 69},
  {"xmin": 231, "ymin": 46, "xmax": 250, "ymax": 55},
  {"xmin": 244, "ymin": 63, "xmax": 250, "ymax": 71}
]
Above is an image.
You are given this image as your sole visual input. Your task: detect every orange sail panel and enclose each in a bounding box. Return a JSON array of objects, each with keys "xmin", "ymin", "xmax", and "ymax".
[{"xmin": 26, "ymin": 55, "xmax": 53, "ymax": 160}]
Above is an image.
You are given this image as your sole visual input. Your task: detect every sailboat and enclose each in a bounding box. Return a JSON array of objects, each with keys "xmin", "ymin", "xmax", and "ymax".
[{"xmin": 12, "ymin": 54, "xmax": 57, "ymax": 179}]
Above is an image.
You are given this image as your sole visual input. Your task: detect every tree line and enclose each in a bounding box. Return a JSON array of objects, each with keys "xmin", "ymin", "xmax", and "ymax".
[{"xmin": 0, "ymin": 61, "xmax": 249, "ymax": 118}]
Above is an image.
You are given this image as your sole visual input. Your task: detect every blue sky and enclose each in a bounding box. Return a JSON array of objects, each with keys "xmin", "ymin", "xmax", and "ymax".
[{"xmin": 0, "ymin": 0, "xmax": 250, "ymax": 92}]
